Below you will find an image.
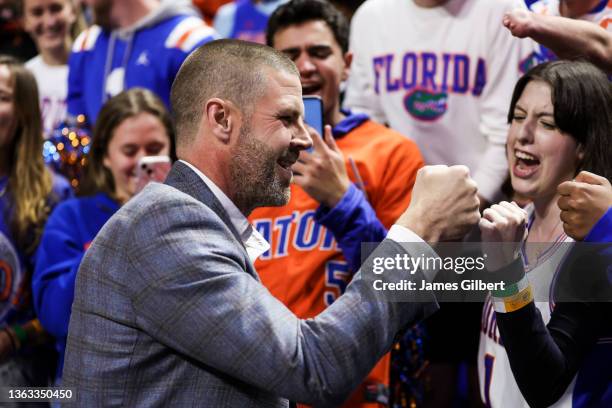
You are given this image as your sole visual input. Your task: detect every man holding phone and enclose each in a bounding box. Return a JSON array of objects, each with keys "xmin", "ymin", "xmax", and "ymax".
[{"xmin": 248, "ymin": 1, "xmax": 425, "ymax": 405}]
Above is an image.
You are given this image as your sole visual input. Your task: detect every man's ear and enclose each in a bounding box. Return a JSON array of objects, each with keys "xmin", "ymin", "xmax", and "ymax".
[
  {"xmin": 341, "ymin": 51, "xmax": 353, "ymax": 82},
  {"xmin": 203, "ymin": 98, "xmax": 238, "ymax": 144}
]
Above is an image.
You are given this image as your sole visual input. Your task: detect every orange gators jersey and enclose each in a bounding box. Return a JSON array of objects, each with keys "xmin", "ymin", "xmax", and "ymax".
[{"xmin": 249, "ymin": 119, "xmax": 424, "ymax": 407}]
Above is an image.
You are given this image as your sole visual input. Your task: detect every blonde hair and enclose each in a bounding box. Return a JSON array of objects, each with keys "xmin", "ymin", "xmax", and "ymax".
[
  {"xmin": 68, "ymin": 0, "xmax": 87, "ymax": 41},
  {"xmin": 0, "ymin": 55, "xmax": 54, "ymax": 256}
]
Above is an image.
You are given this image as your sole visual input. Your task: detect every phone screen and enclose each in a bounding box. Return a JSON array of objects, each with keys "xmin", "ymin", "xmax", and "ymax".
[{"xmin": 303, "ymin": 96, "xmax": 324, "ymax": 136}]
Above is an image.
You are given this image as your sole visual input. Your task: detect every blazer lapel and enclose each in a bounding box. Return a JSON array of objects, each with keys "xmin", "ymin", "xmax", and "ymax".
[
  {"xmin": 164, "ymin": 161, "xmax": 247, "ymax": 253},
  {"xmin": 164, "ymin": 161, "xmax": 262, "ymax": 281}
]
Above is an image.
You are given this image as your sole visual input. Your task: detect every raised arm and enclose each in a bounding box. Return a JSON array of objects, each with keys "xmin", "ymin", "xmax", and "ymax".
[
  {"xmin": 503, "ymin": 8, "xmax": 612, "ymax": 73},
  {"xmin": 126, "ymin": 166, "xmax": 479, "ymax": 405}
]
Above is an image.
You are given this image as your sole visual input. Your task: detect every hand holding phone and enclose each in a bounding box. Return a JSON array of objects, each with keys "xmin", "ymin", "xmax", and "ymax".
[
  {"xmin": 292, "ymin": 123, "xmax": 350, "ymax": 207},
  {"xmin": 134, "ymin": 156, "xmax": 171, "ymax": 194}
]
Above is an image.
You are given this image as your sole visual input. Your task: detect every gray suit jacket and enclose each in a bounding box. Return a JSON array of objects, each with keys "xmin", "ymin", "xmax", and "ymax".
[{"xmin": 62, "ymin": 161, "xmax": 438, "ymax": 407}]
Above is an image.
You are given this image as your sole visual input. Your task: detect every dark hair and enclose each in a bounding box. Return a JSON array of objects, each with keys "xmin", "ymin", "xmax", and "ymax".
[
  {"xmin": 79, "ymin": 88, "xmax": 176, "ymax": 198},
  {"xmin": 266, "ymin": 0, "xmax": 349, "ymax": 53},
  {"xmin": 171, "ymin": 39, "xmax": 298, "ymax": 147},
  {"xmin": 508, "ymin": 60, "xmax": 612, "ymax": 182}
]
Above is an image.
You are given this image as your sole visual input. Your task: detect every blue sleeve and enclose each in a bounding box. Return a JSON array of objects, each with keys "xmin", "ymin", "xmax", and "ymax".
[
  {"xmin": 315, "ymin": 183, "xmax": 388, "ymax": 272},
  {"xmin": 67, "ymin": 50, "xmax": 87, "ymax": 120},
  {"xmin": 584, "ymin": 208, "xmax": 612, "ymax": 243},
  {"xmin": 51, "ymin": 171, "xmax": 75, "ymax": 202},
  {"xmin": 33, "ymin": 203, "xmax": 84, "ymax": 339}
]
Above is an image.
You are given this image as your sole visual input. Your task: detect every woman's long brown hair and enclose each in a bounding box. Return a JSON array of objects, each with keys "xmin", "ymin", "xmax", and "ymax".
[{"xmin": 1, "ymin": 55, "xmax": 53, "ymax": 256}]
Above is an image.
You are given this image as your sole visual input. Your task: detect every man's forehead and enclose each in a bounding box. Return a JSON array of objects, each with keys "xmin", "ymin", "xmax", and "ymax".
[
  {"xmin": 264, "ymin": 66, "xmax": 301, "ymax": 91},
  {"xmin": 274, "ymin": 87, "xmax": 303, "ymax": 113},
  {"xmin": 259, "ymin": 67, "xmax": 303, "ymax": 109}
]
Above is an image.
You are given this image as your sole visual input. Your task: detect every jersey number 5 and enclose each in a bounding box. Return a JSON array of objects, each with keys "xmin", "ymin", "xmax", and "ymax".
[{"xmin": 324, "ymin": 261, "xmax": 350, "ymax": 306}]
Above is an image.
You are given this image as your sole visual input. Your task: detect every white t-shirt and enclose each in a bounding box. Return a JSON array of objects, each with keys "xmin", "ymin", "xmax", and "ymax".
[
  {"xmin": 344, "ymin": 0, "xmax": 537, "ymax": 202},
  {"xmin": 26, "ymin": 55, "xmax": 68, "ymax": 139}
]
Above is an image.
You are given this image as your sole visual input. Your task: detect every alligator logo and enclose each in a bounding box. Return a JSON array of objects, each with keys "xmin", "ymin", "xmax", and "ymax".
[{"xmin": 404, "ymin": 89, "xmax": 448, "ymax": 121}]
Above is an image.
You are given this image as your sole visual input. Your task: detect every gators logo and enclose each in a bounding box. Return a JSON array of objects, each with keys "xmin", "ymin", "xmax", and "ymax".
[
  {"xmin": 0, "ymin": 232, "xmax": 22, "ymax": 322},
  {"xmin": 404, "ymin": 89, "xmax": 448, "ymax": 121}
]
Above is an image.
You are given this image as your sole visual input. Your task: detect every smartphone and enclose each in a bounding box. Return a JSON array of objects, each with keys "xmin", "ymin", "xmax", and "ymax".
[
  {"xmin": 303, "ymin": 95, "xmax": 324, "ymax": 137},
  {"xmin": 134, "ymin": 155, "xmax": 171, "ymax": 194}
]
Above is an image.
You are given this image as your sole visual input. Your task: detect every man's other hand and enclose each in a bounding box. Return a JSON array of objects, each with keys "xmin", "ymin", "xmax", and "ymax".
[{"xmin": 292, "ymin": 125, "xmax": 350, "ymax": 208}]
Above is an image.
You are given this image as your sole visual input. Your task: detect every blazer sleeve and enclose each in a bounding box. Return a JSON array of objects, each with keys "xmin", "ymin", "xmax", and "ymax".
[{"xmin": 126, "ymin": 199, "xmax": 438, "ymax": 406}]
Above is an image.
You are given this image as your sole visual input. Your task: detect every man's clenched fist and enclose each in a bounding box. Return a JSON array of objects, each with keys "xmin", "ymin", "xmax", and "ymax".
[{"xmin": 396, "ymin": 165, "xmax": 480, "ymax": 242}]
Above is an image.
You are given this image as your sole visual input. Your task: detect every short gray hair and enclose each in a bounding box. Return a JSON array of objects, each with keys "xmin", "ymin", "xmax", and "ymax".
[{"xmin": 170, "ymin": 39, "xmax": 299, "ymax": 147}]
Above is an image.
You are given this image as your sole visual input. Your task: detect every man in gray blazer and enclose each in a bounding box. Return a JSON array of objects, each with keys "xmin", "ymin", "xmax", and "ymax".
[{"xmin": 62, "ymin": 39, "xmax": 481, "ymax": 406}]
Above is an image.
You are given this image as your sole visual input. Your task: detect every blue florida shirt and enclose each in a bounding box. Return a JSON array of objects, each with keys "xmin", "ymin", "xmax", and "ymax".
[{"xmin": 68, "ymin": 0, "xmax": 216, "ymax": 125}]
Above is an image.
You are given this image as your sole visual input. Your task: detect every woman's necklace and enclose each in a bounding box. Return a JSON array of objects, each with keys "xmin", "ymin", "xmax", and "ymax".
[
  {"xmin": 535, "ymin": 217, "xmax": 564, "ymax": 242},
  {"xmin": 526, "ymin": 217, "xmax": 564, "ymax": 267}
]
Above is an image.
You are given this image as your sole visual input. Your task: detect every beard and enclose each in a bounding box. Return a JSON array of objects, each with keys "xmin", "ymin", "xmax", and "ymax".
[
  {"xmin": 91, "ymin": 0, "xmax": 114, "ymax": 30},
  {"xmin": 230, "ymin": 122, "xmax": 291, "ymax": 214}
]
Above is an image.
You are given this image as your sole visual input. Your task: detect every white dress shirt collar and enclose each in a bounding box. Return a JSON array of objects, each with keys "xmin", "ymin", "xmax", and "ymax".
[{"xmin": 179, "ymin": 160, "xmax": 270, "ymax": 263}]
